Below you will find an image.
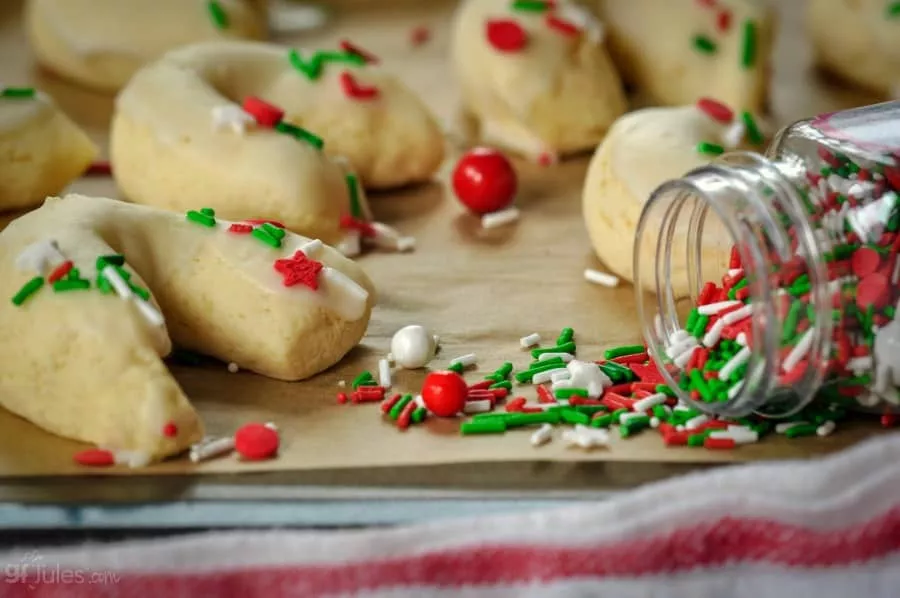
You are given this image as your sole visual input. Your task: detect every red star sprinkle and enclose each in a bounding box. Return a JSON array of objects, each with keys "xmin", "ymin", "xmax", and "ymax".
[{"xmin": 274, "ymin": 251, "xmax": 324, "ymax": 290}]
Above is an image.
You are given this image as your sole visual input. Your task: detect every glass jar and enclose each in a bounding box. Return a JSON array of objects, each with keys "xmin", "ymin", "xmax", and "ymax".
[{"xmin": 635, "ymin": 101, "xmax": 900, "ymax": 419}]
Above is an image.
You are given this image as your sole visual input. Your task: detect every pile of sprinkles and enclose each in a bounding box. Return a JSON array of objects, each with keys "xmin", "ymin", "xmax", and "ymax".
[
  {"xmin": 694, "ymin": 97, "xmax": 765, "ymax": 156},
  {"xmin": 691, "ymin": 0, "xmax": 757, "ymax": 70},
  {"xmin": 338, "ymin": 326, "xmax": 862, "ymax": 450}
]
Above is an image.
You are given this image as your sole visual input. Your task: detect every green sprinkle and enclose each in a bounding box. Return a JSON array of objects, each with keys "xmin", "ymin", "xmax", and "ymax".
[
  {"xmin": 653, "ymin": 404, "xmax": 670, "ymax": 421},
  {"xmin": 97, "ymin": 255, "xmax": 125, "ymax": 269},
  {"xmin": 531, "ymin": 342, "xmax": 576, "ymax": 358},
  {"xmin": 207, "ymin": 0, "xmax": 229, "ymax": 29},
  {"xmin": 740, "ymin": 20, "xmax": 757, "ymax": 68},
  {"xmin": 346, "ymin": 174, "xmax": 363, "ymax": 219},
  {"xmin": 129, "ymin": 283, "xmax": 151, "ymax": 302},
  {"xmin": 483, "ymin": 372, "xmax": 505, "ymax": 382},
  {"xmin": 656, "ymin": 384, "xmax": 676, "ymax": 397},
  {"xmin": 685, "ymin": 309, "xmax": 699, "ymax": 334},
  {"xmin": 411, "ymin": 406, "xmax": 428, "ymax": 424},
  {"xmin": 611, "ymin": 408, "xmax": 629, "ymax": 422},
  {"xmin": 261, "ymin": 222, "xmax": 286, "ymax": 241},
  {"xmin": 591, "ymin": 414, "xmax": 615, "ymax": 428},
  {"xmin": 687, "ymin": 432, "xmax": 708, "ymax": 447},
  {"xmin": 559, "ymin": 408, "xmax": 590, "ymax": 425},
  {"xmin": 461, "ymin": 419, "xmax": 507, "ymax": 435},
  {"xmin": 555, "ymin": 388, "xmax": 588, "ymax": 399},
  {"xmin": 574, "ymin": 405, "xmax": 608, "ymax": 415},
  {"xmin": 389, "ymin": 394, "xmax": 413, "ymax": 420},
  {"xmin": 187, "ymin": 210, "xmax": 216, "ymax": 228},
  {"xmin": 529, "ymin": 356, "xmax": 565, "ymax": 369},
  {"xmin": 741, "ymin": 111, "xmax": 764, "ymax": 145},
  {"xmin": 494, "ymin": 362, "xmax": 514, "ymax": 379},
  {"xmin": 504, "ymin": 411, "xmax": 560, "ymax": 427},
  {"xmin": 275, "ymin": 121, "xmax": 325, "ymax": 150},
  {"xmin": 556, "ymin": 327, "xmax": 575, "ymax": 345},
  {"xmin": 288, "ymin": 49, "xmax": 365, "ymax": 81},
  {"xmin": 11, "ymin": 276, "xmax": 44, "ymax": 306},
  {"xmin": 696, "ymin": 141, "xmax": 725, "ymax": 156},
  {"xmin": 251, "ymin": 227, "xmax": 282, "ymax": 249},
  {"xmin": 511, "ymin": 0, "xmax": 551, "ymax": 12},
  {"xmin": 598, "ymin": 361, "xmax": 634, "ymax": 383},
  {"xmin": 691, "ymin": 314, "xmax": 710, "ymax": 339},
  {"xmin": 489, "ymin": 380, "xmax": 513, "ymax": 391},
  {"xmin": 0, "ymin": 87, "xmax": 36, "ymax": 99},
  {"xmin": 782, "ymin": 301, "xmax": 803, "ymax": 344},
  {"xmin": 689, "ymin": 369, "xmax": 713, "ymax": 402},
  {"xmin": 887, "ymin": 1, "xmax": 900, "ymax": 17},
  {"xmin": 351, "ymin": 371, "xmax": 375, "ymax": 388},
  {"xmin": 603, "ymin": 344, "xmax": 645, "ymax": 360},
  {"xmin": 692, "ymin": 35, "xmax": 717, "ymax": 54},
  {"xmin": 52, "ymin": 279, "xmax": 90, "ymax": 292},
  {"xmin": 785, "ymin": 423, "xmax": 818, "ymax": 438},
  {"xmin": 620, "ymin": 417, "xmax": 650, "ymax": 438},
  {"xmin": 448, "ymin": 362, "xmax": 465, "ymax": 374},
  {"xmin": 96, "ymin": 274, "xmax": 113, "ymax": 294}
]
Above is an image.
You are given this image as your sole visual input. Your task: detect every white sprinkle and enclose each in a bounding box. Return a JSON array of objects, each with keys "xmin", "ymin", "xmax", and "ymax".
[
  {"xmin": 620, "ymin": 412, "xmax": 647, "ymax": 424},
  {"xmin": 654, "ymin": 314, "xmax": 664, "ymax": 339},
  {"xmin": 101, "ymin": 266, "xmax": 133, "ymax": 300},
  {"xmin": 551, "ymin": 379, "xmax": 572, "ymax": 391},
  {"xmin": 520, "ymin": 333, "xmax": 542, "ymax": 348},
  {"xmin": 584, "ymin": 268, "xmax": 620, "ymax": 288},
  {"xmin": 816, "ymin": 420, "xmax": 836, "ymax": 437},
  {"xmin": 727, "ymin": 380, "xmax": 745, "ymax": 400},
  {"xmin": 336, "ymin": 230, "xmax": 362, "ymax": 258},
  {"xmin": 337, "ymin": 380, "xmax": 347, "ymax": 387},
  {"xmin": 550, "ymin": 370, "xmax": 572, "ymax": 383},
  {"xmin": 649, "ymin": 417, "xmax": 660, "ymax": 428},
  {"xmin": 530, "ymin": 423, "xmax": 554, "ymax": 447},
  {"xmin": 702, "ymin": 318, "xmax": 727, "ymax": 347},
  {"xmin": 718, "ymin": 346, "xmax": 751, "ymax": 380},
  {"xmin": 709, "ymin": 429, "xmax": 759, "ymax": 445},
  {"xmin": 134, "ymin": 299, "xmax": 165, "ymax": 328},
  {"xmin": 532, "ymin": 368, "xmax": 568, "ymax": 384},
  {"xmin": 481, "ymin": 207, "xmax": 520, "ymax": 229},
  {"xmin": 413, "ymin": 394, "xmax": 426, "ymax": 408},
  {"xmin": 673, "ymin": 344, "xmax": 698, "ymax": 369},
  {"xmin": 538, "ymin": 352, "xmax": 574, "ymax": 362},
  {"xmin": 632, "ymin": 393, "xmax": 667, "ymax": 412},
  {"xmin": 846, "ymin": 356, "xmax": 873, "ymax": 373},
  {"xmin": 450, "ymin": 353, "xmax": 477, "ymax": 368},
  {"xmin": 211, "ymin": 104, "xmax": 255, "ymax": 135},
  {"xmin": 736, "ymin": 332, "xmax": 748, "ymax": 347},
  {"xmin": 15, "ymin": 239, "xmax": 64, "ymax": 274},
  {"xmin": 558, "ymin": 3, "xmax": 605, "ymax": 43},
  {"xmin": 698, "ymin": 300, "xmax": 740, "ymax": 316},
  {"xmin": 190, "ymin": 436, "xmax": 235, "ymax": 463},
  {"xmin": 227, "ymin": 362, "xmax": 239, "ymax": 374},
  {"xmin": 378, "ymin": 358, "xmax": 392, "ymax": 389},
  {"xmin": 723, "ymin": 305, "xmax": 753, "ymax": 325},
  {"xmin": 113, "ymin": 450, "xmax": 152, "ymax": 469},
  {"xmin": 721, "ymin": 121, "xmax": 746, "ymax": 149},
  {"xmin": 666, "ymin": 335, "xmax": 698, "ymax": 359},
  {"xmin": 397, "ymin": 237, "xmax": 416, "ymax": 252},
  {"xmin": 775, "ymin": 421, "xmax": 808, "ymax": 434},
  {"xmin": 264, "ymin": 422, "xmax": 278, "ymax": 432},
  {"xmin": 562, "ymin": 425, "xmax": 609, "ymax": 449},
  {"xmin": 298, "ymin": 239, "xmax": 323, "ymax": 256},
  {"xmin": 856, "ymin": 391, "xmax": 881, "ymax": 408},
  {"xmin": 670, "ymin": 329, "xmax": 690, "ymax": 344},
  {"xmin": 675, "ymin": 424, "xmax": 686, "ymax": 432},
  {"xmin": 782, "ymin": 328, "xmax": 814, "ymax": 373},
  {"xmin": 685, "ymin": 414, "xmax": 710, "ymax": 430},
  {"xmin": 464, "ymin": 399, "xmax": 492, "ymax": 414}
]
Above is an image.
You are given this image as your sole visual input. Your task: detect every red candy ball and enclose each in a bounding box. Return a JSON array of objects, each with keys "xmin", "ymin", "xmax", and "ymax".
[
  {"xmin": 451, "ymin": 148, "xmax": 518, "ymax": 215},
  {"xmin": 234, "ymin": 423, "xmax": 280, "ymax": 461},
  {"xmin": 421, "ymin": 371, "xmax": 468, "ymax": 417}
]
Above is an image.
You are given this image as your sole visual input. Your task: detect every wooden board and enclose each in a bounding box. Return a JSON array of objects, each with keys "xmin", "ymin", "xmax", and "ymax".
[{"xmin": 0, "ymin": 0, "xmax": 889, "ymax": 479}]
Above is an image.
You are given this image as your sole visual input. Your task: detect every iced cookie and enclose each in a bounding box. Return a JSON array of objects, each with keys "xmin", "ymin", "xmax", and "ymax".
[
  {"xmin": 0, "ymin": 195, "xmax": 374, "ymax": 462},
  {"xmin": 25, "ymin": 0, "xmax": 267, "ymax": 92},
  {"xmin": 582, "ymin": 101, "xmax": 766, "ymax": 295},
  {"xmin": 451, "ymin": 0, "xmax": 627, "ymax": 163},
  {"xmin": 597, "ymin": 0, "xmax": 774, "ymax": 112},
  {"xmin": 0, "ymin": 86, "xmax": 97, "ymax": 214},
  {"xmin": 808, "ymin": 0, "xmax": 900, "ymax": 96}
]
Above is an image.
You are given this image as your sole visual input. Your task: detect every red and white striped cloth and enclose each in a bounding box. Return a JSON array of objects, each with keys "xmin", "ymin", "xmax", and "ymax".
[{"xmin": 3, "ymin": 433, "xmax": 900, "ymax": 597}]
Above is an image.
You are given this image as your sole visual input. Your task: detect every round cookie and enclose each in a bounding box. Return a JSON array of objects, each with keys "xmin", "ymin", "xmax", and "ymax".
[
  {"xmin": 25, "ymin": 0, "xmax": 267, "ymax": 92},
  {"xmin": 596, "ymin": 0, "xmax": 774, "ymax": 112},
  {"xmin": 0, "ymin": 194, "xmax": 375, "ymax": 462},
  {"xmin": 582, "ymin": 103, "xmax": 765, "ymax": 297},
  {"xmin": 451, "ymin": 0, "xmax": 627, "ymax": 163},
  {"xmin": 808, "ymin": 0, "xmax": 900, "ymax": 96},
  {"xmin": 0, "ymin": 87, "xmax": 97, "ymax": 214}
]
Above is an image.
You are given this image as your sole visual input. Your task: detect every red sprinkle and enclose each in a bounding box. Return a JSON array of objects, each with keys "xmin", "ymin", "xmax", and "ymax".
[
  {"xmin": 339, "ymin": 40, "xmax": 379, "ymax": 63},
  {"xmin": 337, "ymin": 392, "xmax": 349, "ymax": 404},
  {"xmin": 716, "ymin": 9, "xmax": 731, "ymax": 31},
  {"xmin": 243, "ymin": 219, "xmax": 286, "ymax": 228},
  {"xmin": 397, "ymin": 399, "xmax": 417, "ymax": 430},
  {"xmin": 852, "ymin": 247, "xmax": 881, "ymax": 278},
  {"xmin": 628, "ymin": 363, "xmax": 666, "ymax": 384},
  {"xmin": 696, "ymin": 97, "xmax": 734, "ymax": 124},
  {"xmin": 47, "ymin": 260, "xmax": 74, "ymax": 283},
  {"xmin": 234, "ymin": 423, "xmax": 279, "ymax": 461},
  {"xmin": 228, "ymin": 223, "xmax": 254, "ymax": 234},
  {"xmin": 381, "ymin": 393, "xmax": 403, "ymax": 414},
  {"xmin": 161, "ymin": 421, "xmax": 178, "ymax": 437},
  {"xmin": 697, "ymin": 282, "xmax": 717, "ymax": 305},
  {"xmin": 490, "ymin": 387, "xmax": 510, "ymax": 400},
  {"xmin": 729, "ymin": 246, "xmax": 742, "ymax": 269},
  {"xmin": 664, "ymin": 432, "xmax": 689, "ymax": 446},
  {"xmin": 545, "ymin": 14, "xmax": 580, "ymax": 36},
  {"xmin": 410, "ymin": 26, "xmax": 431, "ymax": 47},
  {"xmin": 629, "ymin": 382, "xmax": 659, "ymax": 392},
  {"xmin": 86, "ymin": 161, "xmax": 112, "ymax": 176},
  {"xmin": 469, "ymin": 380, "xmax": 494, "ymax": 391},
  {"xmin": 537, "ymin": 152, "xmax": 556, "ymax": 167},
  {"xmin": 339, "ymin": 71, "xmax": 380, "ymax": 100},
  {"xmin": 506, "ymin": 397, "xmax": 527, "ymax": 412},
  {"xmin": 856, "ymin": 272, "xmax": 890, "ymax": 310},
  {"xmin": 704, "ymin": 437, "xmax": 736, "ymax": 450},
  {"xmin": 536, "ymin": 385, "xmax": 556, "ymax": 404},
  {"xmin": 486, "ymin": 19, "xmax": 528, "ymax": 52},
  {"xmin": 353, "ymin": 386, "xmax": 386, "ymax": 403},
  {"xmin": 74, "ymin": 448, "xmax": 115, "ymax": 467},
  {"xmin": 881, "ymin": 413, "xmax": 897, "ymax": 428},
  {"xmin": 242, "ymin": 96, "xmax": 284, "ymax": 128},
  {"xmin": 340, "ymin": 214, "xmax": 377, "ymax": 237},
  {"xmin": 611, "ymin": 352, "xmax": 650, "ymax": 364}
]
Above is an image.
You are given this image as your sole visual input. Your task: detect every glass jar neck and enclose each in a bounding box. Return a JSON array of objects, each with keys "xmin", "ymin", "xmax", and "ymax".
[{"xmin": 634, "ymin": 151, "xmax": 832, "ymax": 418}]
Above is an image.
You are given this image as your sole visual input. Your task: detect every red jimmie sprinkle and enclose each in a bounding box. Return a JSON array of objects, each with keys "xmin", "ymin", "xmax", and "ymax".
[
  {"xmin": 704, "ymin": 437, "xmax": 737, "ymax": 450},
  {"xmin": 536, "ymin": 385, "xmax": 556, "ymax": 404},
  {"xmin": 243, "ymin": 219, "xmax": 286, "ymax": 228},
  {"xmin": 340, "ymin": 214, "xmax": 377, "ymax": 237},
  {"xmin": 545, "ymin": 14, "xmax": 580, "ymax": 36},
  {"xmin": 161, "ymin": 421, "xmax": 178, "ymax": 438},
  {"xmin": 506, "ymin": 397, "xmax": 527, "ymax": 412},
  {"xmin": 339, "ymin": 39, "xmax": 379, "ymax": 63},
  {"xmin": 340, "ymin": 71, "xmax": 380, "ymax": 100},
  {"xmin": 486, "ymin": 19, "xmax": 528, "ymax": 52},
  {"xmin": 716, "ymin": 9, "xmax": 731, "ymax": 31},
  {"xmin": 229, "ymin": 223, "xmax": 254, "ymax": 234},
  {"xmin": 86, "ymin": 161, "xmax": 112, "ymax": 176},
  {"xmin": 48, "ymin": 260, "xmax": 74, "ymax": 283},
  {"xmin": 381, "ymin": 393, "xmax": 403, "ymax": 414},
  {"xmin": 410, "ymin": 26, "xmax": 431, "ymax": 47},
  {"xmin": 242, "ymin": 96, "xmax": 284, "ymax": 128},
  {"xmin": 696, "ymin": 97, "xmax": 734, "ymax": 124},
  {"xmin": 74, "ymin": 449, "xmax": 115, "ymax": 467},
  {"xmin": 469, "ymin": 380, "xmax": 493, "ymax": 391},
  {"xmin": 337, "ymin": 392, "xmax": 349, "ymax": 404},
  {"xmin": 234, "ymin": 423, "xmax": 279, "ymax": 461},
  {"xmin": 396, "ymin": 399, "xmax": 417, "ymax": 430}
]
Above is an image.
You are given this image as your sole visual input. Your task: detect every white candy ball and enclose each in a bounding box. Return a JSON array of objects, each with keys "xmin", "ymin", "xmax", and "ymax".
[{"xmin": 390, "ymin": 325, "xmax": 437, "ymax": 369}]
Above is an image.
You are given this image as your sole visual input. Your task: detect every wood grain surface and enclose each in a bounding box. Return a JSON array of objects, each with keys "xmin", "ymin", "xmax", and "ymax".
[{"xmin": 0, "ymin": 0, "xmax": 890, "ymax": 479}]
